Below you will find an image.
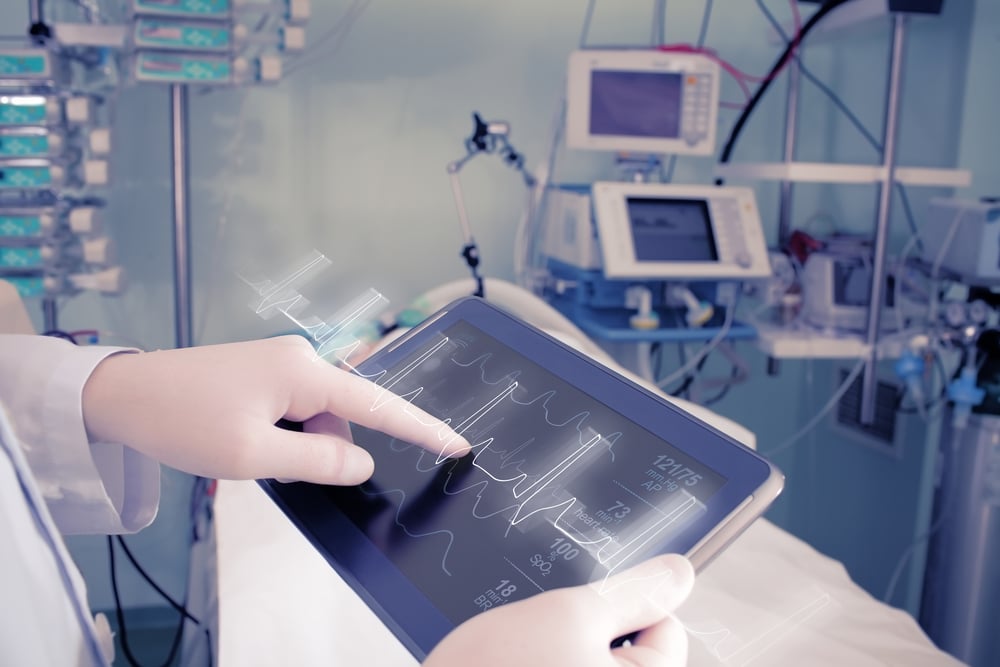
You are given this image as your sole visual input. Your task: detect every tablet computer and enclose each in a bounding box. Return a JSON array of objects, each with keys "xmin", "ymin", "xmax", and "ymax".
[{"xmin": 260, "ymin": 296, "xmax": 783, "ymax": 660}]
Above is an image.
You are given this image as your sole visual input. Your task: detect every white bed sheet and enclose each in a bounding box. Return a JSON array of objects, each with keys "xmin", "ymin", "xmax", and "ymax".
[{"xmin": 215, "ymin": 478, "xmax": 961, "ymax": 666}]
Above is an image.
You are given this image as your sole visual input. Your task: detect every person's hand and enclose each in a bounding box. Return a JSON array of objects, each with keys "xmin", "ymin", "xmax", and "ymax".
[
  {"xmin": 424, "ymin": 553, "xmax": 695, "ymax": 667},
  {"xmin": 81, "ymin": 335, "xmax": 469, "ymax": 484}
]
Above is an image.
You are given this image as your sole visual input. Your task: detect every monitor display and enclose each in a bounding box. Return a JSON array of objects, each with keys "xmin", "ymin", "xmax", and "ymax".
[
  {"xmin": 626, "ymin": 196, "xmax": 718, "ymax": 262},
  {"xmin": 566, "ymin": 50, "xmax": 719, "ymax": 156},
  {"xmin": 589, "ymin": 70, "xmax": 683, "ymax": 140},
  {"xmin": 325, "ymin": 318, "xmax": 726, "ymax": 627}
]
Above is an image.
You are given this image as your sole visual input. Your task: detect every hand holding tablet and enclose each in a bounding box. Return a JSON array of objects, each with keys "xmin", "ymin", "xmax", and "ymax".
[
  {"xmin": 261, "ymin": 296, "xmax": 783, "ymax": 660},
  {"xmin": 425, "ymin": 553, "xmax": 695, "ymax": 667}
]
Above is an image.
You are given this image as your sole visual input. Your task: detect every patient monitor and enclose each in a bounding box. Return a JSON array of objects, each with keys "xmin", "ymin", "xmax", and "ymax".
[
  {"xmin": 591, "ymin": 181, "xmax": 772, "ymax": 280},
  {"xmin": 565, "ymin": 49, "xmax": 720, "ymax": 156}
]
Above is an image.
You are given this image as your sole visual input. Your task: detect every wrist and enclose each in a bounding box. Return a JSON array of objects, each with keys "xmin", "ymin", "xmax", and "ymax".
[{"xmin": 81, "ymin": 349, "xmax": 141, "ymax": 445}]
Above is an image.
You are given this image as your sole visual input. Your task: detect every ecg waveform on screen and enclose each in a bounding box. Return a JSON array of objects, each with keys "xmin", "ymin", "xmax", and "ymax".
[{"xmin": 359, "ymin": 336, "xmax": 705, "ymax": 581}]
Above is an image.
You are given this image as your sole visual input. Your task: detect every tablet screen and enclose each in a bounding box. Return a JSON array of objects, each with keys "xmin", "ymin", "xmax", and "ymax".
[
  {"xmin": 324, "ymin": 317, "xmax": 726, "ymax": 626},
  {"xmin": 263, "ymin": 297, "xmax": 780, "ymax": 658}
]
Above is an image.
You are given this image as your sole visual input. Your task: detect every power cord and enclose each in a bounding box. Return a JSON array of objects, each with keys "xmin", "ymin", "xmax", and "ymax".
[
  {"xmin": 717, "ymin": 0, "xmax": 853, "ymax": 172},
  {"xmin": 753, "ymin": 0, "xmax": 922, "ymax": 242},
  {"xmin": 42, "ymin": 329, "xmax": 79, "ymax": 344},
  {"xmin": 107, "ymin": 535, "xmax": 213, "ymax": 667}
]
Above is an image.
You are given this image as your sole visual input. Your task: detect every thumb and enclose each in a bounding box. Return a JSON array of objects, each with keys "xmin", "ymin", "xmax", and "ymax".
[{"xmin": 252, "ymin": 427, "xmax": 375, "ymax": 484}]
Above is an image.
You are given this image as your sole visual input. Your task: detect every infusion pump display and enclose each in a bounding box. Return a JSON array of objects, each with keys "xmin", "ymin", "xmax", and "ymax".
[{"xmin": 591, "ymin": 182, "xmax": 772, "ymax": 280}]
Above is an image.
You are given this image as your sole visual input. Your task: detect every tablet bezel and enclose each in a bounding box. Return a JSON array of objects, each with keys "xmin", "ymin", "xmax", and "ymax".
[{"xmin": 260, "ymin": 296, "xmax": 782, "ymax": 660}]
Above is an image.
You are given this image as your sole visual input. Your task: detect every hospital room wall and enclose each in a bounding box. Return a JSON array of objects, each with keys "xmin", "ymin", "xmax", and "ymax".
[
  {"xmin": 4, "ymin": 0, "xmax": 984, "ymax": 617},
  {"xmin": 955, "ymin": 0, "xmax": 1000, "ymax": 199}
]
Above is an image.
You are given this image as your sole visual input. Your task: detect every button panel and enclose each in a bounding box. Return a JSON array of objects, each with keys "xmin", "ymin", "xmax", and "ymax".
[{"xmin": 681, "ymin": 73, "xmax": 714, "ymax": 146}]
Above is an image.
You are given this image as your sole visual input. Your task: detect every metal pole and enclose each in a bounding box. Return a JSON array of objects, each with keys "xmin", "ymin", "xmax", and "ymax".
[
  {"xmin": 42, "ymin": 297, "xmax": 57, "ymax": 332},
  {"xmin": 767, "ymin": 55, "xmax": 802, "ymax": 376},
  {"xmin": 28, "ymin": 0, "xmax": 43, "ymax": 25},
  {"xmin": 651, "ymin": 0, "xmax": 666, "ymax": 45},
  {"xmin": 170, "ymin": 84, "xmax": 193, "ymax": 348},
  {"xmin": 861, "ymin": 14, "xmax": 907, "ymax": 424},
  {"xmin": 778, "ymin": 59, "xmax": 801, "ymax": 247}
]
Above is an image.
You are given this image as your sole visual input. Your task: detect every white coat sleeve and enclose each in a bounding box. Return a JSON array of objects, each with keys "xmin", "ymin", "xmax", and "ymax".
[{"xmin": 0, "ymin": 333, "xmax": 160, "ymax": 534}]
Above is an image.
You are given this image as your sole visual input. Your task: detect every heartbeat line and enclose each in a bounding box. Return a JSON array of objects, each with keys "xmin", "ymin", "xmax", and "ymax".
[
  {"xmin": 683, "ymin": 589, "xmax": 832, "ymax": 665},
  {"xmin": 356, "ymin": 486, "xmax": 459, "ymax": 576},
  {"xmin": 450, "ymin": 350, "xmax": 623, "ymax": 460},
  {"xmin": 243, "ymin": 255, "xmax": 703, "ymax": 584},
  {"xmin": 364, "ymin": 342, "xmax": 702, "ymax": 583}
]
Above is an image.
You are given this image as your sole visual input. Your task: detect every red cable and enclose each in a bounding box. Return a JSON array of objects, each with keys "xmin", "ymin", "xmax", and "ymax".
[
  {"xmin": 657, "ymin": 3, "xmax": 810, "ymax": 111},
  {"xmin": 789, "ymin": 0, "xmax": 803, "ymax": 34},
  {"xmin": 657, "ymin": 44, "xmax": 753, "ymax": 107}
]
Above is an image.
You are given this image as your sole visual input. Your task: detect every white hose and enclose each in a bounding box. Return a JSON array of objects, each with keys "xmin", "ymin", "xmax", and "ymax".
[
  {"xmin": 763, "ymin": 357, "xmax": 867, "ymax": 457},
  {"xmin": 656, "ymin": 304, "xmax": 735, "ymax": 391}
]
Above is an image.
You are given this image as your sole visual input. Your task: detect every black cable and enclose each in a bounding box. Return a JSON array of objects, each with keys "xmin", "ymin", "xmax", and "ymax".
[
  {"xmin": 116, "ymin": 536, "xmax": 213, "ymax": 661},
  {"xmin": 42, "ymin": 329, "xmax": 78, "ymax": 344},
  {"xmin": 113, "ymin": 536, "xmax": 215, "ymax": 667},
  {"xmin": 159, "ymin": 610, "xmax": 187, "ymax": 667},
  {"xmin": 703, "ymin": 381, "xmax": 733, "ymax": 406},
  {"xmin": 668, "ymin": 348, "xmax": 712, "ymax": 397},
  {"xmin": 703, "ymin": 363, "xmax": 742, "ymax": 406},
  {"xmin": 754, "ymin": 0, "xmax": 922, "ymax": 243},
  {"xmin": 108, "ymin": 536, "xmax": 146, "ymax": 667},
  {"xmin": 116, "ymin": 537, "xmax": 200, "ymax": 624},
  {"xmin": 717, "ymin": 0, "xmax": 854, "ymax": 173}
]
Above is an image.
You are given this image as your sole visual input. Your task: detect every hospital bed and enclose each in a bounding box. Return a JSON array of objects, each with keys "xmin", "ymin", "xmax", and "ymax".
[
  {"xmin": 0, "ymin": 278, "xmax": 962, "ymax": 665},
  {"xmin": 212, "ymin": 279, "xmax": 964, "ymax": 666}
]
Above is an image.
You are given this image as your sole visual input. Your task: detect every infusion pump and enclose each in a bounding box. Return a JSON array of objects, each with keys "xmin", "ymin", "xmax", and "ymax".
[{"xmin": 542, "ymin": 182, "xmax": 772, "ymax": 281}]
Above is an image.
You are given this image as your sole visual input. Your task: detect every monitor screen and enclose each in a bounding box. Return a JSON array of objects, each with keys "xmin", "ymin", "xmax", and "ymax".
[
  {"xmin": 589, "ymin": 70, "xmax": 683, "ymax": 140},
  {"xmin": 326, "ymin": 317, "xmax": 727, "ymax": 628},
  {"xmin": 626, "ymin": 197, "xmax": 718, "ymax": 262}
]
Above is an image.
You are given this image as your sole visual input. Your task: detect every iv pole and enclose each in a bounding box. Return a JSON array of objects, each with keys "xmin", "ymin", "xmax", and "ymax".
[
  {"xmin": 170, "ymin": 84, "xmax": 193, "ymax": 349},
  {"xmin": 23, "ymin": 1, "xmax": 193, "ymax": 346},
  {"xmin": 26, "ymin": 0, "xmax": 60, "ymax": 332}
]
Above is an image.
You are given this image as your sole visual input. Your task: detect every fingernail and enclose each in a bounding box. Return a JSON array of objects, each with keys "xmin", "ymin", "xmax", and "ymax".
[{"xmin": 443, "ymin": 436, "xmax": 473, "ymax": 458}]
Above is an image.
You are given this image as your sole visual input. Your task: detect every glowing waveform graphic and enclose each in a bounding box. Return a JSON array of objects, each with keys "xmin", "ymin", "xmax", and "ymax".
[
  {"xmin": 240, "ymin": 249, "xmax": 392, "ymax": 367},
  {"xmin": 684, "ymin": 589, "xmax": 832, "ymax": 665},
  {"xmin": 361, "ymin": 341, "xmax": 705, "ymax": 583},
  {"xmin": 243, "ymin": 255, "xmax": 704, "ymax": 585}
]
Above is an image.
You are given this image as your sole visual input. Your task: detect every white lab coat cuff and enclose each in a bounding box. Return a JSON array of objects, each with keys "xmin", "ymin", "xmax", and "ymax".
[
  {"xmin": 0, "ymin": 334, "xmax": 160, "ymax": 535},
  {"xmin": 46, "ymin": 344, "xmax": 160, "ymax": 535}
]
